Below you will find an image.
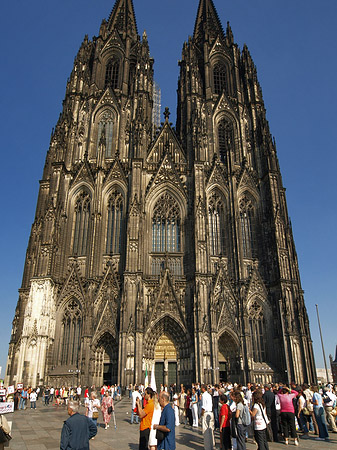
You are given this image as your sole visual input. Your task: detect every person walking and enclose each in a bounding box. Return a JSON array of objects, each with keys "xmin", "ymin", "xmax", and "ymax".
[
  {"xmin": 201, "ymin": 384, "xmax": 215, "ymax": 450},
  {"xmin": 86, "ymin": 391, "xmax": 101, "ymax": 429},
  {"xmin": 101, "ymin": 391, "xmax": 114, "ymax": 430},
  {"xmin": 154, "ymin": 391, "xmax": 176, "ymax": 450},
  {"xmin": 185, "ymin": 389, "xmax": 193, "ymax": 426},
  {"xmin": 136, "ymin": 387, "xmax": 155, "ymax": 450},
  {"xmin": 30, "ymin": 390, "xmax": 37, "ymax": 409},
  {"xmin": 323, "ymin": 386, "xmax": 337, "ymax": 433},
  {"xmin": 60, "ymin": 400, "xmax": 97, "ymax": 450},
  {"xmin": 250, "ymin": 390, "xmax": 269, "ymax": 450}
]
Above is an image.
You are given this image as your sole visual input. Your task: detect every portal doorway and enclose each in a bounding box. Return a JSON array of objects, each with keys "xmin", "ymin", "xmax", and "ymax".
[
  {"xmin": 154, "ymin": 334, "xmax": 177, "ymax": 389},
  {"xmin": 218, "ymin": 331, "xmax": 240, "ymax": 382}
]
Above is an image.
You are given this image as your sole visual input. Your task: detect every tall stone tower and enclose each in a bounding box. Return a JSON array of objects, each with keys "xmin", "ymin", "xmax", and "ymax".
[{"xmin": 6, "ymin": 0, "xmax": 316, "ymax": 388}]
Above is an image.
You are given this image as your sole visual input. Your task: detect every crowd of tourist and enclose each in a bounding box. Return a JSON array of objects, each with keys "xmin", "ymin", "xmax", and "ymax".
[{"xmin": 1, "ymin": 380, "xmax": 337, "ymax": 449}]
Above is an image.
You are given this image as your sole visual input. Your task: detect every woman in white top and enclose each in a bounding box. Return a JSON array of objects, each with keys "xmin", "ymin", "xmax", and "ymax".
[
  {"xmin": 173, "ymin": 393, "xmax": 180, "ymax": 426},
  {"xmin": 86, "ymin": 391, "xmax": 101, "ymax": 428},
  {"xmin": 250, "ymin": 390, "xmax": 269, "ymax": 450},
  {"xmin": 149, "ymin": 394, "xmax": 162, "ymax": 450}
]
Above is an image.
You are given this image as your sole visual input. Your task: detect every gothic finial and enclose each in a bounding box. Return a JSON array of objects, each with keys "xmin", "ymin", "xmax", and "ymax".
[
  {"xmin": 143, "ymin": 30, "xmax": 148, "ymax": 41},
  {"xmin": 164, "ymin": 107, "xmax": 170, "ymax": 121}
]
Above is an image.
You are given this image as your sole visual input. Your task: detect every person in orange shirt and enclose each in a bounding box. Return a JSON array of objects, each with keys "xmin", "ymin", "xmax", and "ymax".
[{"xmin": 136, "ymin": 387, "xmax": 155, "ymax": 450}]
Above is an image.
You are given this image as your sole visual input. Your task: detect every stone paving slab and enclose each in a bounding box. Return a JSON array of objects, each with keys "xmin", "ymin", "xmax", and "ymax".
[{"xmin": 3, "ymin": 398, "xmax": 337, "ymax": 449}]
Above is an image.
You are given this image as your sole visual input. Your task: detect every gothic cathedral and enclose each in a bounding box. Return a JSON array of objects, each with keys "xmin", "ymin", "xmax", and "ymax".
[{"xmin": 6, "ymin": 0, "xmax": 316, "ymax": 388}]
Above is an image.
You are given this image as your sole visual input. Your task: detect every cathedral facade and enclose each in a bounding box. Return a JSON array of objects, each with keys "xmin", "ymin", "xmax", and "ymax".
[{"xmin": 6, "ymin": 0, "xmax": 316, "ymax": 388}]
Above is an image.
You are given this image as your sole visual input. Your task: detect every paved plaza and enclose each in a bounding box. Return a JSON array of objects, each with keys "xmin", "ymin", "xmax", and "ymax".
[{"xmin": 4, "ymin": 397, "xmax": 337, "ymax": 449}]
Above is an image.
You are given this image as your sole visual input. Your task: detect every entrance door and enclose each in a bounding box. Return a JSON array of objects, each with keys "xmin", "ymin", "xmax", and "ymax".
[
  {"xmin": 155, "ymin": 362, "xmax": 164, "ymax": 388},
  {"xmin": 168, "ymin": 362, "xmax": 177, "ymax": 386},
  {"xmin": 103, "ymin": 363, "xmax": 113, "ymax": 385},
  {"xmin": 219, "ymin": 362, "xmax": 227, "ymax": 382}
]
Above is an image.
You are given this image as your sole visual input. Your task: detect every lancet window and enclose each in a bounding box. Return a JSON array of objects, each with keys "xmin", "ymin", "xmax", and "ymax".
[
  {"xmin": 214, "ymin": 63, "xmax": 227, "ymax": 95},
  {"xmin": 218, "ymin": 119, "xmax": 234, "ymax": 163},
  {"xmin": 152, "ymin": 193, "xmax": 181, "ymax": 252},
  {"xmin": 97, "ymin": 111, "xmax": 114, "ymax": 158},
  {"xmin": 239, "ymin": 196, "xmax": 255, "ymax": 258},
  {"xmin": 72, "ymin": 191, "xmax": 91, "ymax": 256},
  {"xmin": 106, "ymin": 190, "xmax": 123, "ymax": 254},
  {"xmin": 60, "ymin": 299, "xmax": 82, "ymax": 366},
  {"xmin": 208, "ymin": 192, "xmax": 226, "ymax": 256},
  {"xmin": 248, "ymin": 301, "xmax": 266, "ymax": 362},
  {"xmin": 105, "ymin": 58, "xmax": 120, "ymax": 90}
]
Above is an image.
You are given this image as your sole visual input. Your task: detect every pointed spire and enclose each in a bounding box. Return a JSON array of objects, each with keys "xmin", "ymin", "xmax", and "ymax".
[
  {"xmin": 107, "ymin": 0, "xmax": 138, "ymax": 41},
  {"xmin": 193, "ymin": 0, "xmax": 225, "ymax": 47}
]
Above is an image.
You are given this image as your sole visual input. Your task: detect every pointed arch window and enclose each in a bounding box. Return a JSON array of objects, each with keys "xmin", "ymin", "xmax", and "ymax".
[
  {"xmin": 248, "ymin": 301, "xmax": 266, "ymax": 362},
  {"xmin": 214, "ymin": 63, "xmax": 227, "ymax": 95},
  {"xmin": 73, "ymin": 191, "xmax": 91, "ymax": 256},
  {"xmin": 239, "ymin": 196, "xmax": 255, "ymax": 258},
  {"xmin": 60, "ymin": 299, "xmax": 82, "ymax": 366},
  {"xmin": 105, "ymin": 59, "xmax": 120, "ymax": 90},
  {"xmin": 97, "ymin": 111, "xmax": 114, "ymax": 158},
  {"xmin": 208, "ymin": 192, "xmax": 226, "ymax": 256},
  {"xmin": 106, "ymin": 190, "xmax": 123, "ymax": 254},
  {"xmin": 218, "ymin": 119, "xmax": 234, "ymax": 163},
  {"xmin": 152, "ymin": 193, "xmax": 181, "ymax": 252}
]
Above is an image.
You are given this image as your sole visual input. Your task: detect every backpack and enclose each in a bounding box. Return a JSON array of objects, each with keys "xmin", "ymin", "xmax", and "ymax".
[{"xmin": 241, "ymin": 404, "xmax": 251, "ymax": 426}]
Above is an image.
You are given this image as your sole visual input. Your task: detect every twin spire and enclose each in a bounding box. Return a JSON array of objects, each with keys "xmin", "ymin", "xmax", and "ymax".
[{"xmin": 107, "ymin": 0, "xmax": 226, "ymax": 45}]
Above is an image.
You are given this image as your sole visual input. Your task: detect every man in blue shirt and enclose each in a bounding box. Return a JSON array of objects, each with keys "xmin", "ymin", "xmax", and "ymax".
[
  {"xmin": 60, "ymin": 400, "xmax": 97, "ymax": 450},
  {"xmin": 154, "ymin": 391, "xmax": 175, "ymax": 450}
]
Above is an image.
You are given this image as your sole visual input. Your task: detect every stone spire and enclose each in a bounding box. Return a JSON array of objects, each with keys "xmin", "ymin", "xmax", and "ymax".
[
  {"xmin": 107, "ymin": 0, "xmax": 138, "ymax": 40},
  {"xmin": 193, "ymin": 0, "xmax": 225, "ymax": 47}
]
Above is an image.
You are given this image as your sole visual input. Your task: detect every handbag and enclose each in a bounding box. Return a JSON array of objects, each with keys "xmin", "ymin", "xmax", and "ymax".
[
  {"xmin": 0, "ymin": 427, "xmax": 11, "ymax": 444},
  {"xmin": 92, "ymin": 411, "xmax": 99, "ymax": 419},
  {"xmin": 155, "ymin": 429, "xmax": 165, "ymax": 441},
  {"xmin": 259, "ymin": 404, "xmax": 273, "ymax": 442},
  {"xmin": 108, "ymin": 406, "xmax": 113, "ymax": 414}
]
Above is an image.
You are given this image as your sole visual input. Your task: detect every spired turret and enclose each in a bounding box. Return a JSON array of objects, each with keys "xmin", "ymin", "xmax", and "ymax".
[{"xmin": 6, "ymin": 0, "xmax": 315, "ymax": 389}]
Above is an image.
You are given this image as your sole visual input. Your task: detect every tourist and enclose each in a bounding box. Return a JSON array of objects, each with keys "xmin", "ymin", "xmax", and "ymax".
[
  {"xmin": 297, "ymin": 388, "xmax": 309, "ymax": 437},
  {"xmin": 277, "ymin": 386, "xmax": 299, "ymax": 446},
  {"xmin": 312, "ymin": 385, "xmax": 329, "ymax": 441},
  {"xmin": 136, "ymin": 386, "xmax": 155, "ymax": 450},
  {"xmin": 19, "ymin": 388, "xmax": 28, "ymax": 410},
  {"xmin": 101, "ymin": 391, "xmax": 114, "ymax": 430},
  {"xmin": 212, "ymin": 385, "xmax": 220, "ymax": 430},
  {"xmin": 178, "ymin": 386, "xmax": 186, "ymax": 425},
  {"xmin": 302, "ymin": 384, "xmax": 317, "ymax": 434},
  {"xmin": 0, "ymin": 413, "xmax": 11, "ymax": 450},
  {"xmin": 201, "ymin": 384, "xmax": 215, "ymax": 450},
  {"xmin": 60, "ymin": 400, "xmax": 97, "ymax": 450},
  {"xmin": 149, "ymin": 393, "xmax": 162, "ymax": 450},
  {"xmin": 154, "ymin": 391, "xmax": 175, "ymax": 450},
  {"xmin": 185, "ymin": 389, "xmax": 193, "ymax": 426},
  {"xmin": 232, "ymin": 390, "xmax": 247, "ymax": 450},
  {"xmin": 30, "ymin": 389, "xmax": 37, "ymax": 409},
  {"xmin": 131, "ymin": 386, "xmax": 142, "ymax": 424},
  {"xmin": 86, "ymin": 391, "xmax": 101, "ymax": 428},
  {"xmin": 219, "ymin": 394, "xmax": 231, "ymax": 450},
  {"xmin": 323, "ymin": 386, "xmax": 337, "ymax": 433},
  {"xmin": 44, "ymin": 387, "xmax": 50, "ymax": 405},
  {"xmin": 250, "ymin": 390, "xmax": 269, "ymax": 450},
  {"xmin": 191, "ymin": 387, "xmax": 199, "ymax": 427},
  {"xmin": 173, "ymin": 392, "xmax": 179, "ymax": 426}
]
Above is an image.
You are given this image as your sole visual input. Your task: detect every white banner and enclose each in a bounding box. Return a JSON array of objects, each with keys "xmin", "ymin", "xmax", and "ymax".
[
  {"xmin": 0, "ymin": 389, "xmax": 6, "ymax": 396},
  {"xmin": 17, "ymin": 383, "xmax": 23, "ymax": 389},
  {"xmin": 7, "ymin": 385, "xmax": 14, "ymax": 395},
  {"xmin": 0, "ymin": 402, "xmax": 14, "ymax": 414}
]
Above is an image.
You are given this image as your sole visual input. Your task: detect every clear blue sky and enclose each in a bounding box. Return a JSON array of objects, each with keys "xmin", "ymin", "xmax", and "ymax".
[{"xmin": 1, "ymin": 0, "xmax": 336, "ymax": 379}]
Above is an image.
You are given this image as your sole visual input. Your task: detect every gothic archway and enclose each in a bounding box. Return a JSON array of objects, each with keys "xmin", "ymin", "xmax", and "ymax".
[
  {"xmin": 92, "ymin": 332, "xmax": 118, "ymax": 386},
  {"xmin": 144, "ymin": 315, "xmax": 192, "ymax": 387},
  {"xmin": 218, "ymin": 331, "xmax": 241, "ymax": 383}
]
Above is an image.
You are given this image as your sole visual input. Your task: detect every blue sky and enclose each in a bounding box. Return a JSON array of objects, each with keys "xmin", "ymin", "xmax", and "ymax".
[{"xmin": 1, "ymin": 0, "xmax": 336, "ymax": 379}]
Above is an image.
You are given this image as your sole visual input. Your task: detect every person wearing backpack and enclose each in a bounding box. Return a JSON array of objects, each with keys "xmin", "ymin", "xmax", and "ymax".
[{"xmin": 233, "ymin": 390, "xmax": 248, "ymax": 450}]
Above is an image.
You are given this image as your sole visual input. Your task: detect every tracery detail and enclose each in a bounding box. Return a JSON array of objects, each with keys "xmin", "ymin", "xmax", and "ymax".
[
  {"xmin": 248, "ymin": 300, "xmax": 265, "ymax": 362},
  {"xmin": 60, "ymin": 299, "xmax": 82, "ymax": 366},
  {"xmin": 218, "ymin": 119, "xmax": 234, "ymax": 163},
  {"xmin": 208, "ymin": 192, "xmax": 226, "ymax": 256},
  {"xmin": 105, "ymin": 59, "xmax": 120, "ymax": 90},
  {"xmin": 73, "ymin": 191, "xmax": 91, "ymax": 256},
  {"xmin": 213, "ymin": 63, "xmax": 227, "ymax": 95},
  {"xmin": 239, "ymin": 196, "xmax": 255, "ymax": 258},
  {"xmin": 106, "ymin": 190, "xmax": 123, "ymax": 254},
  {"xmin": 97, "ymin": 111, "xmax": 114, "ymax": 158},
  {"xmin": 152, "ymin": 193, "xmax": 181, "ymax": 252}
]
